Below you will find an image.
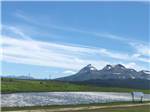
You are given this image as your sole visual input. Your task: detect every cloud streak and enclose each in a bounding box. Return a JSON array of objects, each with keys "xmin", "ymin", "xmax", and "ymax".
[
  {"xmin": 14, "ymin": 12, "xmax": 145, "ymax": 44},
  {"xmin": 130, "ymin": 42, "xmax": 150, "ymax": 57},
  {"xmin": 1, "ymin": 35, "xmax": 109, "ymax": 70},
  {"xmin": 1, "ymin": 12, "xmax": 149, "ymax": 71},
  {"xmin": 1, "ymin": 34, "xmax": 149, "ymax": 71}
]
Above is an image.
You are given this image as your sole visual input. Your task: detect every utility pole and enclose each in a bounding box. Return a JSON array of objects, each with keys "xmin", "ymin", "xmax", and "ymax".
[
  {"xmin": 49, "ymin": 74, "xmax": 51, "ymax": 80},
  {"xmin": 28, "ymin": 73, "xmax": 31, "ymax": 80}
]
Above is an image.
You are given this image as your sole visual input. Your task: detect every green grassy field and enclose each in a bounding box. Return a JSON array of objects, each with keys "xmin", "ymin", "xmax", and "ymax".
[
  {"xmin": 2, "ymin": 101, "xmax": 150, "ymax": 111},
  {"xmin": 1, "ymin": 78, "xmax": 150, "ymax": 93},
  {"xmin": 74, "ymin": 105, "xmax": 150, "ymax": 112}
]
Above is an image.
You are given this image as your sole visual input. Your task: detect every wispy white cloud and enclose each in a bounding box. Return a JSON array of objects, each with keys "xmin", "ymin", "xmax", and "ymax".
[
  {"xmin": 1, "ymin": 34, "xmax": 149, "ymax": 71},
  {"xmin": 2, "ymin": 25, "xmax": 34, "ymax": 41},
  {"xmin": 63, "ymin": 70, "xmax": 76, "ymax": 74},
  {"xmin": 128, "ymin": 42, "xmax": 150, "ymax": 64},
  {"xmin": 1, "ymin": 35, "xmax": 110, "ymax": 70},
  {"xmin": 14, "ymin": 12, "xmax": 149, "ymax": 60},
  {"xmin": 130, "ymin": 42, "xmax": 150, "ymax": 56},
  {"xmin": 124, "ymin": 62, "xmax": 140, "ymax": 70},
  {"xmin": 3, "ymin": 25, "xmax": 149, "ymax": 63},
  {"xmin": 14, "ymin": 12, "xmax": 142, "ymax": 44},
  {"xmin": 98, "ymin": 49, "xmax": 130, "ymax": 60},
  {"xmin": 124, "ymin": 62, "xmax": 148, "ymax": 71},
  {"xmin": 1, "ymin": 18, "xmax": 149, "ymax": 71}
]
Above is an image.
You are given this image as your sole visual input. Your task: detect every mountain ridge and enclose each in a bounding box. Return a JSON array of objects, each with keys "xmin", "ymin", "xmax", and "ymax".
[{"xmin": 56, "ymin": 64, "xmax": 150, "ymax": 81}]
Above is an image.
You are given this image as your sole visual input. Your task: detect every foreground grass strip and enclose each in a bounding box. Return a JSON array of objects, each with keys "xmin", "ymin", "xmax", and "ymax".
[
  {"xmin": 3, "ymin": 103, "xmax": 150, "ymax": 112},
  {"xmin": 75, "ymin": 105, "xmax": 150, "ymax": 112},
  {"xmin": 2, "ymin": 101, "xmax": 149, "ymax": 111}
]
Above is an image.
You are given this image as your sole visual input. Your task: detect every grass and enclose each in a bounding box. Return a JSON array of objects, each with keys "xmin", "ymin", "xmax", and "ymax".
[
  {"xmin": 2, "ymin": 101, "xmax": 150, "ymax": 111},
  {"xmin": 1, "ymin": 78, "xmax": 150, "ymax": 94},
  {"xmin": 74, "ymin": 105, "xmax": 150, "ymax": 112}
]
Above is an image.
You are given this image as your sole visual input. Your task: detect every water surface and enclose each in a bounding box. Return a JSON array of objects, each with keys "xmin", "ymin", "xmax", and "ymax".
[{"xmin": 2, "ymin": 92, "xmax": 150, "ymax": 107}]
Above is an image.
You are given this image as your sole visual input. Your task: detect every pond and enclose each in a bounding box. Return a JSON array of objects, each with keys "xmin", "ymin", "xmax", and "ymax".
[{"xmin": 1, "ymin": 92, "xmax": 150, "ymax": 107}]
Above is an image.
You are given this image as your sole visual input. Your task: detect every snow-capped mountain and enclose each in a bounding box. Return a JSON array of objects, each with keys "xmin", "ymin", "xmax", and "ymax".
[
  {"xmin": 78, "ymin": 64, "xmax": 98, "ymax": 74},
  {"xmin": 57, "ymin": 64, "xmax": 150, "ymax": 81}
]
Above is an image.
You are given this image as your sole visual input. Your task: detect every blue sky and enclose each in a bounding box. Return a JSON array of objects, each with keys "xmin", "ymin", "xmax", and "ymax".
[{"xmin": 1, "ymin": 1, "xmax": 150, "ymax": 79}]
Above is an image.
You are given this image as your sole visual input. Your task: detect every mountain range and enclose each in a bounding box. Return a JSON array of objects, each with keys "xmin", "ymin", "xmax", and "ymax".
[
  {"xmin": 57, "ymin": 64, "xmax": 150, "ymax": 81},
  {"xmin": 1, "ymin": 75, "xmax": 34, "ymax": 80},
  {"xmin": 56, "ymin": 64, "xmax": 150, "ymax": 89}
]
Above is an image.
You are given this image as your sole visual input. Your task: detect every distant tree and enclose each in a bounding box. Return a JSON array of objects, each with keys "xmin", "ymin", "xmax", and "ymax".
[{"xmin": 40, "ymin": 81, "xmax": 43, "ymax": 84}]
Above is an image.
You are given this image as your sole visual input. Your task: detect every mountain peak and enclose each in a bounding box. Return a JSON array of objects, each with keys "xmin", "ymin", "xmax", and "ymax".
[
  {"xmin": 85, "ymin": 64, "xmax": 97, "ymax": 70},
  {"xmin": 114, "ymin": 64, "xmax": 126, "ymax": 69},
  {"xmin": 86, "ymin": 64, "xmax": 92, "ymax": 67},
  {"xmin": 103, "ymin": 64, "xmax": 113, "ymax": 70},
  {"xmin": 78, "ymin": 64, "xmax": 97, "ymax": 74}
]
